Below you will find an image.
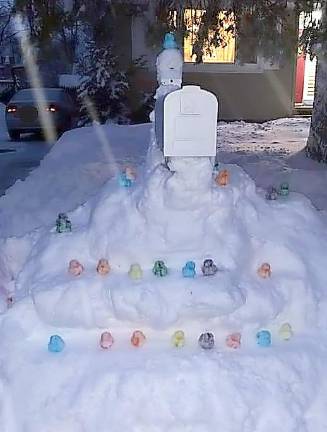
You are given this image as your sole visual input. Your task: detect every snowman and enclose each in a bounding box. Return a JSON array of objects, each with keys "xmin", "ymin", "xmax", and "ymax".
[
  {"xmin": 149, "ymin": 32, "xmax": 218, "ymax": 183},
  {"xmin": 147, "ymin": 33, "xmax": 183, "ymax": 168},
  {"xmin": 153, "ymin": 33, "xmax": 218, "ymax": 164}
]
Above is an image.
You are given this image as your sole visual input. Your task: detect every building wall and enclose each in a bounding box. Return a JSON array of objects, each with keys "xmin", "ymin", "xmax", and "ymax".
[
  {"xmin": 183, "ymin": 62, "xmax": 296, "ymax": 121},
  {"xmin": 131, "ymin": 14, "xmax": 297, "ymax": 122},
  {"xmin": 132, "ymin": 60, "xmax": 296, "ymax": 121}
]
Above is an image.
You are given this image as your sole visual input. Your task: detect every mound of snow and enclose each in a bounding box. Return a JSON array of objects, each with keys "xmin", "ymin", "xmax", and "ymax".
[{"xmin": 3, "ymin": 137, "xmax": 325, "ymax": 334}]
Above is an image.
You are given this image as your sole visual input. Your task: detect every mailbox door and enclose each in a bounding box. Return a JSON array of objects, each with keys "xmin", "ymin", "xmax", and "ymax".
[{"xmin": 163, "ymin": 86, "xmax": 218, "ymax": 157}]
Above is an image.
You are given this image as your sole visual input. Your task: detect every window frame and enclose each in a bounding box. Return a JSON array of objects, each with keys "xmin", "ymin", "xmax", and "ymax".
[{"xmin": 183, "ymin": 57, "xmax": 280, "ymax": 74}]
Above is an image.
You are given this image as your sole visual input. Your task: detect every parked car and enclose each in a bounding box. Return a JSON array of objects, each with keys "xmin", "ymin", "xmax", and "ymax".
[{"xmin": 5, "ymin": 88, "xmax": 78, "ymax": 140}]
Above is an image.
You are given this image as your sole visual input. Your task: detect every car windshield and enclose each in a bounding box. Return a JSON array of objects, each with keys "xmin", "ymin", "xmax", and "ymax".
[{"xmin": 11, "ymin": 89, "xmax": 64, "ymax": 102}]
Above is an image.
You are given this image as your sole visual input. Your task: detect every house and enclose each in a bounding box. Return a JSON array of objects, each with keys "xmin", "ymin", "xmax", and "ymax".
[
  {"xmin": 118, "ymin": 2, "xmax": 315, "ymax": 122},
  {"xmin": 0, "ymin": 57, "xmax": 22, "ymax": 103}
]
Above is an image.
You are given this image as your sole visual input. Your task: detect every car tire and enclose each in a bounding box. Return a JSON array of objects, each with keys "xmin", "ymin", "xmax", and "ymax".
[
  {"xmin": 35, "ymin": 130, "xmax": 44, "ymax": 140},
  {"xmin": 61, "ymin": 117, "xmax": 72, "ymax": 134},
  {"xmin": 8, "ymin": 130, "xmax": 20, "ymax": 141},
  {"xmin": 56, "ymin": 128, "xmax": 64, "ymax": 139},
  {"xmin": 57, "ymin": 119, "xmax": 71, "ymax": 138}
]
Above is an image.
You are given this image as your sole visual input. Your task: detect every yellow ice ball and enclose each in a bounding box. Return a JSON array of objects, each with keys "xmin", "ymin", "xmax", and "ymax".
[
  {"xmin": 128, "ymin": 263, "xmax": 143, "ymax": 280},
  {"xmin": 279, "ymin": 323, "xmax": 293, "ymax": 341},
  {"xmin": 171, "ymin": 330, "xmax": 185, "ymax": 348}
]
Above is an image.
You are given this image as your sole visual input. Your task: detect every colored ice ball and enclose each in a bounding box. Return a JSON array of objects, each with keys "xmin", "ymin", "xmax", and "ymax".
[
  {"xmin": 171, "ymin": 330, "xmax": 185, "ymax": 348},
  {"xmin": 48, "ymin": 335, "xmax": 65, "ymax": 353},
  {"xmin": 198, "ymin": 332, "xmax": 215, "ymax": 350},
  {"xmin": 226, "ymin": 332, "xmax": 241, "ymax": 349},
  {"xmin": 278, "ymin": 323, "xmax": 293, "ymax": 341},
  {"xmin": 131, "ymin": 330, "xmax": 146, "ymax": 347},
  {"xmin": 128, "ymin": 263, "xmax": 143, "ymax": 280},
  {"xmin": 125, "ymin": 166, "xmax": 136, "ymax": 181},
  {"xmin": 215, "ymin": 169, "xmax": 229, "ymax": 186},
  {"xmin": 100, "ymin": 331, "xmax": 114, "ymax": 349},
  {"xmin": 256, "ymin": 330, "xmax": 271, "ymax": 347},
  {"xmin": 153, "ymin": 260, "xmax": 168, "ymax": 277},
  {"xmin": 68, "ymin": 259, "xmax": 84, "ymax": 276},
  {"xmin": 201, "ymin": 259, "xmax": 218, "ymax": 276},
  {"xmin": 182, "ymin": 261, "xmax": 196, "ymax": 278},
  {"xmin": 279, "ymin": 182, "xmax": 289, "ymax": 196},
  {"xmin": 97, "ymin": 258, "xmax": 110, "ymax": 275},
  {"xmin": 266, "ymin": 186, "xmax": 278, "ymax": 201},
  {"xmin": 56, "ymin": 213, "xmax": 72, "ymax": 233},
  {"xmin": 257, "ymin": 263, "xmax": 271, "ymax": 278}
]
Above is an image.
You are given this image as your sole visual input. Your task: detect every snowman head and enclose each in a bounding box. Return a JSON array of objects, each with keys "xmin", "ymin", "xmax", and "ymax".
[{"xmin": 156, "ymin": 33, "xmax": 183, "ymax": 86}]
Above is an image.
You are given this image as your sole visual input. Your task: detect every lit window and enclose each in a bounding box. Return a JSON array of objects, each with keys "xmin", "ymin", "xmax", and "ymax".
[{"xmin": 184, "ymin": 9, "xmax": 235, "ymax": 64}]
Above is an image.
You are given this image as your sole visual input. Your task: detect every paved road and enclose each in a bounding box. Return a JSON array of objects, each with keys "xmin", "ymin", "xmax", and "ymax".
[{"xmin": 0, "ymin": 132, "xmax": 53, "ymax": 197}]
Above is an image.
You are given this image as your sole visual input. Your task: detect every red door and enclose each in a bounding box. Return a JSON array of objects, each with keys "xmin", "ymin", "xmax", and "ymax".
[{"xmin": 295, "ymin": 53, "xmax": 306, "ymax": 104}]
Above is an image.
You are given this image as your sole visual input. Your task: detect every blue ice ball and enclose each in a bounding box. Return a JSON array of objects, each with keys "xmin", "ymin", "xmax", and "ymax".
[
  {"xmin": 256, "ymin": 330, "xmax": 271, "ymax": 347},
  {"xmin": 48, "ymin": 335, "xmax": 65, "ymax": 353}
]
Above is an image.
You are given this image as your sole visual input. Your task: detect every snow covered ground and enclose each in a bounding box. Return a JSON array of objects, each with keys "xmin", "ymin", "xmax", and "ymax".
[
  {"xmin": 1, "ymin": 116, "xmax": 327, "ymax": 431},
  {"xmin": 218, "ymin": 118, "xmax": 327, "ymax": 213}
]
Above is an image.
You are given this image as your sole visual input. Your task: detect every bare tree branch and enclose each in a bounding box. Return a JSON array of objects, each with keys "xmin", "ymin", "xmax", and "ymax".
[{"xmin": 0, "ymin": 1, "xmax": 15, "ymax": 47}]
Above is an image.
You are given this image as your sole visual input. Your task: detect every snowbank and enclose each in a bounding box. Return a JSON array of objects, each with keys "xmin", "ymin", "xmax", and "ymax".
[{"xmin": 0, "ymin": 123, "xmax": 151, "ymax": 237}]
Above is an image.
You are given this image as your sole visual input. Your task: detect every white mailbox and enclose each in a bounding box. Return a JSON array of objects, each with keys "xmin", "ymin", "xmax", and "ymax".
[{"xmin": 156, "ymin": 85, "xmax": 218, "ymax": 157}]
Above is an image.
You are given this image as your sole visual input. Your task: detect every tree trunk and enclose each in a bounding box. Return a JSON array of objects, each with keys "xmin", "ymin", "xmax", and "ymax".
[{"xmin": 306, "ymin": 3, "xmax": 327, "ymax": 162}]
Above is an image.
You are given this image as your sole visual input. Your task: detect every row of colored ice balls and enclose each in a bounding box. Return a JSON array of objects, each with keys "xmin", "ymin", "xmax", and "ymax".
[
  {"xmin": 118, "ymin": 164, "xmax": 231, "ymax": 189},
  {"xmin": 56, "ymin": 173, "xmax": 289, "ymax": 232},
  {"xmin": 117, "ymin": 165, "xmax": 290, "ymax": 199},
  {"xmin": 117, "ymin": 166, "xmax": 230, "ymax": 189},
  {"xmin": 55, "ymin": 178, "xmax": 289, "ymax": 234},
  {"xmin": 119, "ymin": 167, "xmax": 229, "ymax": 189},
  {"xmin": 68, "ymin": 259, "xmax": 219, "ymax": 278},
  {"xmin": 68, "ymin": 259, "xmax": 273, "ymax": 279},
  {"xmin": 48, "ymin": 324, "xmax": 293, "ymax": 353}
]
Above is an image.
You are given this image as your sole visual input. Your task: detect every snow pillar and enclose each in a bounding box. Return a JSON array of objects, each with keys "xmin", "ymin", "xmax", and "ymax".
[{"xmin": 153, "ymin": 33, "xmax": 183, "ymax": 153}]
